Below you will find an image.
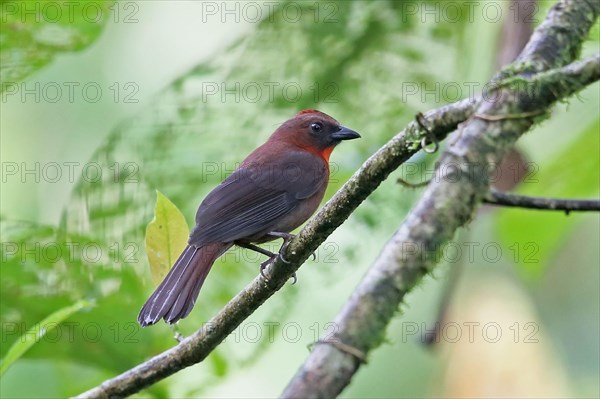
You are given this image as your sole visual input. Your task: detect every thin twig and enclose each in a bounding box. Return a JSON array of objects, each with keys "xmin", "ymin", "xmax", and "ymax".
[
  {"xmin": 396, "ymin": 177, "xmax": 431, "ymax": 189},
  {"xmin": 484, "ymin": 190, "xmax": 600, "ymax": 213}
]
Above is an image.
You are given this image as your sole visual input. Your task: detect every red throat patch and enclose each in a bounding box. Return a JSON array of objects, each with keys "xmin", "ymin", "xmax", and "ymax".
[
  {"xmin": 320, "ymin": 146, "xmax": 334, "ymax": 162},
  {"xmin": 298, "ymin": 144, "xmax": 334, "ymax": 163}
]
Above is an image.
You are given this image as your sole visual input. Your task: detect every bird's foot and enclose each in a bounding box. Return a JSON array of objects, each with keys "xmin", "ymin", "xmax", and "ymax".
[
  {"xmin": 276, "ymin": 242, "xmax": 298, "ymax": 284},
  {"xmin": 259, "ymin": 254, "xmax": 296, "ymax": 283},
  {"xmin": 262, "ymin": 232, "xmax": 302, "ymax": 284},
  {"xmin": 268, "ymin": 231, "xmax": 296, "ymax": 242},
  {"xmin": 278, "ymin": 241, "xmax": 292, "ymax": 264},
  {"xmin": 267, "ymin": 231, "xmax": 296, "ymax": 263},
  {"xmin": 267, "ymin": 231, "xmax": 315, "ymax": 261},
  {"xmin": 242, "ymin": 232, "xmax": 301, "ymax": 284}
]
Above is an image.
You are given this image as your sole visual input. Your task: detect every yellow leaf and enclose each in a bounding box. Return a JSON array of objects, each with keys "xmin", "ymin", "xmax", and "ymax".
[{"xmin": 145, "ymin": 191, "xmax": 190, "ymax": 286}]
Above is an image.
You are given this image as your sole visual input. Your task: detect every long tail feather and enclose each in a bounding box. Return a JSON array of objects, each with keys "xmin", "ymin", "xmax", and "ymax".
[{"xmin": 138, "ymin": 242, "xmax": 230, "ymax": 326}]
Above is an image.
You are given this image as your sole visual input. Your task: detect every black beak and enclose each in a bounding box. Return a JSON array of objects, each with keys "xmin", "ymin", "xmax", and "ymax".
[{"xmin": 331, "ymin": 125, "xmax": 361, "ymax": 141}]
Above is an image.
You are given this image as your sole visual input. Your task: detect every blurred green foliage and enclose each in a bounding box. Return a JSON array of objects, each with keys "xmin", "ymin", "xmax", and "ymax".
[
  {"xmin": 1, "ymin": 1, "xmax": 598, "ymax": 398},
  {"xmin": 1, "ymin": 0, "xmax": 115, "ymax": 86},
  {"xmin": 1, "ymin": 299, "xmax": 93, "ymax": 376},
  {"xmin": 498, "ymin": 121, "xmax": 600, "ymax": 278}
]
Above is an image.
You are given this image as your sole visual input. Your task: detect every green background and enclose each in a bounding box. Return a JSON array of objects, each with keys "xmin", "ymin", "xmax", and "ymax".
[{"xmin": 1, "ymin": 1, "xmax": 599, "ymax": 398}]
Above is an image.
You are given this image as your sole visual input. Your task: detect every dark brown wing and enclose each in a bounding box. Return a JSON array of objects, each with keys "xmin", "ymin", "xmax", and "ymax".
[{"xmin": 189, "ymin": 149, "xmax": 327, "ymax": 246}]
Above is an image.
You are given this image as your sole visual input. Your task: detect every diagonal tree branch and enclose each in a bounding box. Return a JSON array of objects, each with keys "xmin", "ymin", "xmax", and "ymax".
[
  {"xmin": 281, "ymin": 1, "xmax": 599, "ymax": 397},
  {"xmin": 77, "ymin": 4, "xmax": 599, "ymax": 399},
  {"xmin": 484, "ymin": 190, "xmax": 600, "ymax": 212}
]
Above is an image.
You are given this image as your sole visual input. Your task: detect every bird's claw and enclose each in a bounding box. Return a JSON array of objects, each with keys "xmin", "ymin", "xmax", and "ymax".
[
  {"xmin": 258, "ymin": 232, "xmax": 302, "ymax": 284},
  {"xmin": 277, "ymin": 237, "xmax": 294, "ymax": 264},
  {"xmin": 269, "ymin": 232, "xmax": 315, "ymax": 262},
  {"xmin": 279, "ymin": 251, "xmax": 291, "ymax": 264},
  {"xmin": 259, "ymin": 254, "xmax": 297, "ymax": 286}
]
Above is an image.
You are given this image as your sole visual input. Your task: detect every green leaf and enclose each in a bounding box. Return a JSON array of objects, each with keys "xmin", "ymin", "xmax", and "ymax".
[
  {"xmin": 145, "ymin": 191, "xmax": 190, "ymax": 285},
  {"xmin": 0, "ymin": 299, "xmax": 94, "ymax": 376}
]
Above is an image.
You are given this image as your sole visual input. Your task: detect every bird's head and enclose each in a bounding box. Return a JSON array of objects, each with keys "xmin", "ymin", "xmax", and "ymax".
[{"xmin": 271, "ymin": 109, "xmax": 361, "ymax": 161}]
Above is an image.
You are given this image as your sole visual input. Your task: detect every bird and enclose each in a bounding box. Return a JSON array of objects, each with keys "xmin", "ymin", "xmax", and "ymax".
[{"xmin": 138, "ymin": 109, "xmax": 360, "ymax": 326}]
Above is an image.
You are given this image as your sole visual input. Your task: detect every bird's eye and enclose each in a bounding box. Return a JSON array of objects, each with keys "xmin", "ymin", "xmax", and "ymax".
[{"xmin": 310, "ymin": 122, "xmax": 323, "ymax": 133}]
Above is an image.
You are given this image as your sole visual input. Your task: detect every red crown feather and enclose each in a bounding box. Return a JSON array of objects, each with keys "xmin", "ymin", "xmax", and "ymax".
[{"xmin": 296, "ymin": 109, "xmax": 321, "ymax": 116}]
